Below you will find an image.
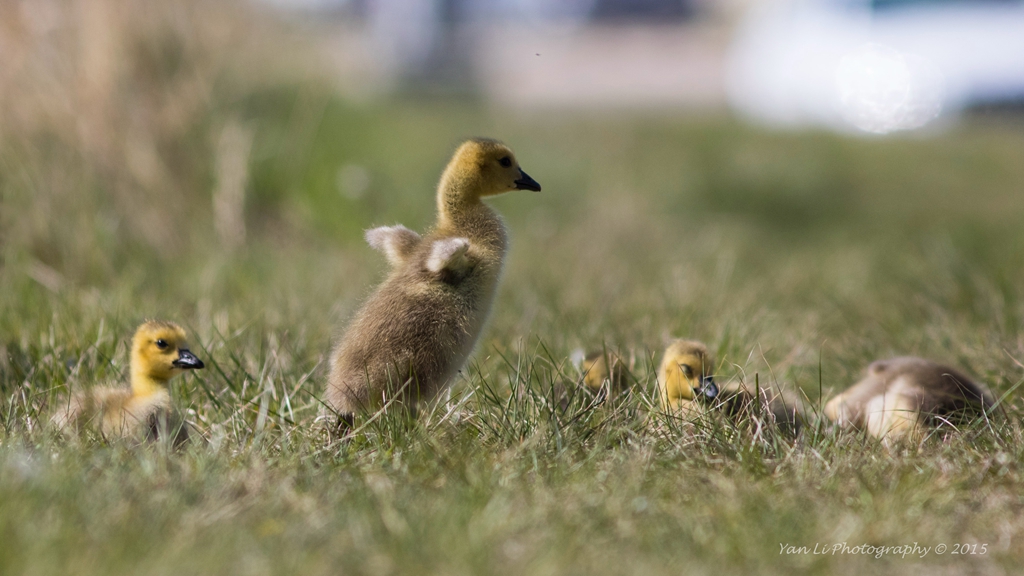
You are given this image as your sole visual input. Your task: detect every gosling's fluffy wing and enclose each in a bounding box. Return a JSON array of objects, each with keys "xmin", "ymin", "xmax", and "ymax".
[
  {"xmin": 365, "ymin": 225, "xmax": 422, "ymax": 267},
  {"xmin": 426, "ymin": 237, "xmax": 472, "ymax": 275}
]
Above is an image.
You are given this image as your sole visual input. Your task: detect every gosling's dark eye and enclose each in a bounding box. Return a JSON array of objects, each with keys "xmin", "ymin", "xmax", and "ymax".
[
  {"xmin": 155, "ymin": 339, "xmax": 168, "ymax": 350},
  {"xmin": 681, "ymin": 365, "xmax": 693, "ymax": 378},
  {"xmin": 498, "ymin": 157, "xmax": 512, "ymax": 168}
]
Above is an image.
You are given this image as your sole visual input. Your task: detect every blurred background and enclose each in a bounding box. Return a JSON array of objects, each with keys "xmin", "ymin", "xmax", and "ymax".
[
  {"xmin": 1, "ymin": 0, "xmax": 1023, "ymax": 373},
  {"xmin": 276, "ymin": 0, "xmax": 1024, "ymax": 128}
]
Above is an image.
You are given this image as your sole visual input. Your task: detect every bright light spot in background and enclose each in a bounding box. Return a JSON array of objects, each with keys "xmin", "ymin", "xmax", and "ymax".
[
  {"xmin": 835, "ymin": 43, "xmax": 945, "ymax": 134},
  {"xmin": 337, "ymin": 164, "xmax": 371, "ymax": 200}
]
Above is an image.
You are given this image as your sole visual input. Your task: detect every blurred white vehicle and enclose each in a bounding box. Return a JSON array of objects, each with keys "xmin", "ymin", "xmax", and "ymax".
[{"xmin": 726, "ymin": 0, "xmax": 1024, "ymax": 134}]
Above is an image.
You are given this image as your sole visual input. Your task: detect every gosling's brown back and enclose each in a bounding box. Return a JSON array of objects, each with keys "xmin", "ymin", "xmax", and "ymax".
[{"xmin": 325, "ymin": 242, "xmax": 498, "ymax": 414}]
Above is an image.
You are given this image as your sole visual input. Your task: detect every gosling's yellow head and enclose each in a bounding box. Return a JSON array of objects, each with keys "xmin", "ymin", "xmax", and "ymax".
[
  {"xmin": 440, "ymin": 139, "xmax": 541, "ymax": 203},
  {"xmin": 658, "ymin": 339, "xmax": 718, "ymax": 408},
  {"xmin": 130, "ymin": 320, "xmax": 205, "ymax": 385},
  {"xmin": 580, "ymin": 351, "xmax": 628, "ymax": 392}
]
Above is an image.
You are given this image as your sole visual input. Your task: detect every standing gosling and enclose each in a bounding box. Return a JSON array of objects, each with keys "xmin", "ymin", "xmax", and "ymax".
[
  {"xmin": 824, "ymin": 357, "xmax": 995, "ymax": 442},
  {"xmin": 52, "ymin": 320, "xmax": 204, "ymax": 445},
  {"xmin": 658, "ymin": 339, "xmax": 801, "ymax": 430},
  {"xmin": 326, "ymin": 138, "xmax": 541, "ymax": 425}
]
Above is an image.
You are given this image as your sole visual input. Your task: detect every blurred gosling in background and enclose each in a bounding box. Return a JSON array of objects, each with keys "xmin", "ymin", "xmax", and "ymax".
[
  {"xmin": 51, "ymin": 320, "xmax": 204, "ymax": 446},
  {"xmin": 572, "ymin": 348, "xmax": 632, "ymax": 400},
  {"xmin": 824, "ymin": 356, "xmax": 996, "ymax": 443},
  {"xmin": 325, "ymin": 138, "xmax": 541, "ymax": 428}
]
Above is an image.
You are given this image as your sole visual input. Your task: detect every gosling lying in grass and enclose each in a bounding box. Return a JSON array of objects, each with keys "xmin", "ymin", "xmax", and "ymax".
[
  {"xmin": 574, "ymin": 348, "xmax": 631, "ymax": 399},
  {"xmin": 325, "ymin": 138, "xmax": 541, "ymax": 428},
  {"xmin": 544, "ymin": 348, "xmax": 633, "ymax": 411},
  {"xmin": 658, "ymin": 339, "xmax": 720, "ymax": 417},
  {"xmin": 658, "ymin": 339, "xmax": 802, "ymax": 431},
  {"xmin": 824, "ymin": 356, "xmax": 996, "ymax": 442},
  {"xmin": 51, "ymin": 320, "xmax": 204, "ymax": 445}
]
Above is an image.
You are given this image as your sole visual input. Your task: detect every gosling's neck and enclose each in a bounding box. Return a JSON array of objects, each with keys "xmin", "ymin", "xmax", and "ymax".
[
  {"xmin": 432, "ymin": 170, "xmax": 499, "ymax": 233},
  {"xmin": 130, "ymin": 357, "xmax": 170, "ymax": 399}
]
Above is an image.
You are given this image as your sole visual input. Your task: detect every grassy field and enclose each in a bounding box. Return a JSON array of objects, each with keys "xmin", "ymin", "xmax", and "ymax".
[{"xmin": 3, "ymin": 6, "xmax": 1024, "ymax": 575}]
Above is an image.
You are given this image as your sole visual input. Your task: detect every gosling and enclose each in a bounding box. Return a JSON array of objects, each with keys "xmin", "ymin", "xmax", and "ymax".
[
  {"xmin": 326, "ymin": 138, "xmax": 541, "ymax": 426},
  {"xmin": 658, "ymin": 340, "xmax": 720, "ymax": 417},
  {"xmin": 577, "ymin": 348, "xmax": 631, "ymax": 399},
  {"xmin": 51, "ymin": 320, "xmax": 204, "ymax": 445},
  {"xmin": 658, "ymin": 339, "xmax": 802, "ymax": 430},
  {"xmin": 824, "ymin": 356, "xmax": 996, "ymax": 442}
]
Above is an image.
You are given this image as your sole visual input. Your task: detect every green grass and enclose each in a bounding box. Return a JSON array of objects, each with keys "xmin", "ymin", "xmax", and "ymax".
[{"xmin": 4, "ymin": 64, "xmax": 1024, "ymax": 575}]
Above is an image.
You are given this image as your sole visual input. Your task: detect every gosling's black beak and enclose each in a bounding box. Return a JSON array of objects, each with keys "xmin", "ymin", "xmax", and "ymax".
[
  {"xmin": 172, "ymin": 349, "xmax": 205, "ymax": 370},
  {"xmin": 514, "ymin": 169, "xmax": 541, "ymax": 192},
  {"xmin": 694, "ymin": 375, "xmax": 718, "ymax": 401}
]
